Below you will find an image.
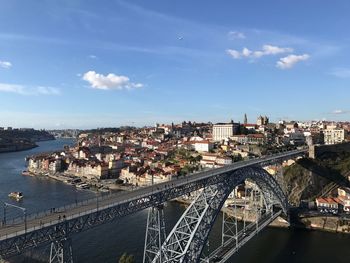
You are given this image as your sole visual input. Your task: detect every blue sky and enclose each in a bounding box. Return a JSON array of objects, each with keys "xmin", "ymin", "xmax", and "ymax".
[{"xmin": 0, "ymin": 0, "xmax": 349, "ymax": 128}]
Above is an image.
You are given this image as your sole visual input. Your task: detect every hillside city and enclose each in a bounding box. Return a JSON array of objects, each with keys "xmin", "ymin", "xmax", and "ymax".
[
  {"xmin": 2, "ymin": 1, "xmax": 350, "ymax": 262},
  {"xmin": 6, "ymin": 115, "xmax": 346, "ymax": 224}
]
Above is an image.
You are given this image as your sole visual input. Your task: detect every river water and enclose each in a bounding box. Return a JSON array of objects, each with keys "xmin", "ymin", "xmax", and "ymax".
[{"xmin": 0, "ymin": 139, "xmax": 349, "ymax": 263}]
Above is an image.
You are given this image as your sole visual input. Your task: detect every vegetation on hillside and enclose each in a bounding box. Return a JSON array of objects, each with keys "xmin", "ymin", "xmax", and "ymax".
[{"xmin": 283, "ymin": 151, "xmax": 350, "ymax": 205}]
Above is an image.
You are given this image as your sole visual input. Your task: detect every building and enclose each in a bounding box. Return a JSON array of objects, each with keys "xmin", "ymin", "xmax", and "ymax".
[
  {"xmin": 193, "ymin": 140, "xmax": 213, "ymax": 152},
  {"xmin": 324, "ymin": 128, "xmax": 345, "ymax": 145},
  {"xmin": 257, "ymin": 116, "xmax": 269, "ymax": 126},
  {"xmin": 287, "ymin": 132, "xmax": 305, "ymax": 145},
  {"xmin": 231, "ymin": 134, "xmax": 266, "ymax": 145},
  {"xmin": 338, "ymin": 187, "xmax": 350, "ymax": 212},
  {"xmin": 244, "ymin": 113, "xmax": 248, "ymax": 125},
  {"xmin": 200, "ymin": 153, "xmax": 232, "ymax": 168},
  {"xmin": 315, "ymin": 197, "xmax": 339, "ymax": 214},
  {"xmin": 338, "ymin": 187, "xmax": 350, "ymax": 198},
  {"xmin": 212, "ymin": 122, "xmax": 238, "ymax": 141}
]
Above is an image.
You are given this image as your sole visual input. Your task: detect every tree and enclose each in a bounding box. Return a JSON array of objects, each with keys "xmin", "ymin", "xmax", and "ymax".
[
  {"xmin": 118, "ymin": 253, "xmax": 135, "ymax": 263},
  {"xmin": 194, "ymin": 155, "xmax": 202, "ymax": 162}
]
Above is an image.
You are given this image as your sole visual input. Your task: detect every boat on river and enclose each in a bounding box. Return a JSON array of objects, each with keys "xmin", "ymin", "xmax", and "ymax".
[
  {"xmin": 76, "ymin": 183, "xmax": 89, "ymax": 189},
  {"xmin": 8, "ymin": 192, "xmax": 23, "ymax": 200},
  {"xmin": 22, "ymin": 170, "xmax": 31, "ymax": 176}
]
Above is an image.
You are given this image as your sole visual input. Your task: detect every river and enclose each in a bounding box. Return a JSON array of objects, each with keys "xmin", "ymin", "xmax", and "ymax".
[{"xmin": 0, "ymin": 139, "xmax": 349, "ymax": 263}]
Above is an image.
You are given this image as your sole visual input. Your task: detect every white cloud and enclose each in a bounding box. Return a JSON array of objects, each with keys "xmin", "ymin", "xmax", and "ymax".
[
  {"xmin": 226, "ymin": 49, "xmax": 241, "ymax": 59},
  {"xmin": 332, "ymin": 109, "xmax": 349, "ymax": 115},
  {"xmin": 329, "ymin": 68, "xmax": 350, "ymax": 78},
  {"xmin": 276, "ymin": 54, "xmax": 310, "ymax": 69},
  {"xmin": 242, "ymin": 47, "xmax": 252, "ymax": 57},
  {"xmin": 0, "ymin": 83, "xmax": 60, "ymax": 95},
  {"xmin": 226, "ymin": 44, "xmax": 293, "ymax": 59},
  {"xmin": 228, "ymin": 31, "xmax": 246, "ymax": 39},
  {"xmin": 82, "ymin": 70, "xmax": 143, "ymax": 90},
  {"xmin": 0, "ymin": 60, "xmax": 12, "ymax": 69},
  {"xmin": 36, "ymin": 86, "xmax": 60, "ymax": 95},
  {"xmin": 88, "ymin": 55, "xmax": 97, "ymax": 59},
  {"xmin": 259, "ymin": 45, "xmax": 293, "ymax": 56}
]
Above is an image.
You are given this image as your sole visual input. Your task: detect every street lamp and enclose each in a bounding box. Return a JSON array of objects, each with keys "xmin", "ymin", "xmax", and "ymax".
[{"xmin": 3, "ymin": 202, "xmax": 27, "ymax": 232}]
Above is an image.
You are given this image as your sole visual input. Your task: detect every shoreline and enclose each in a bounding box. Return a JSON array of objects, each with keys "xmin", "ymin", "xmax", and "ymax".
[
  {"xmin": 0, "ymin": 144, "xmax": 38, "ymax": 154},
  {"xmin": 24, "ymin": 165, "xmax": 350, "ymax": 235},
  {"xmin": 173, "ymin": 197, "xmax": 350, "ymax": 234},
  {"xmin": 0, "ymin": 138, "xmax": 56, "ymax": 154}
]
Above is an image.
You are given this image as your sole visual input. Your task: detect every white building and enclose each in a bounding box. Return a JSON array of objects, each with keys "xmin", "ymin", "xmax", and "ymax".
[
  {"xmin": 213, "ymin": 122, "xmax": 237, "ymax": 141},
  {"xmin": 194, "ymin": 140, "xmax": 213, "ymax": 152},
  {"xmin": 324, "ymin": 128, "xmax": 345, "ymax": 145}
]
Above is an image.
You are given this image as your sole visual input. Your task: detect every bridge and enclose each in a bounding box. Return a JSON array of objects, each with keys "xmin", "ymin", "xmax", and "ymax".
[{"xmin": 0, "ymin": 149, "xmax": 306, "ymax": 262}]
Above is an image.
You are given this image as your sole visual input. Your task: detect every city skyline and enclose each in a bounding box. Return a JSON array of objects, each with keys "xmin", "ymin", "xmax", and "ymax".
[{"xmin": 1, "ymin": 0, "xmax": 350, "ymax": 128}]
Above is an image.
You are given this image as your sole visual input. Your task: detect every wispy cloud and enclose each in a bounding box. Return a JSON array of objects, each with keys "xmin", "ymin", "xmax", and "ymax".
[
  {"xmin": 82, "ymin": 71, "xmax": 143, "ymax": 90},
  {"xmin": 331, "ymin": 109, "xmax": 350, "ymax": 115},
  {"xmin": 329, "ymin": 68, "xmax": 350, "ymax": 78},
  {"xmin": 0, "ymin": 60, "xmax": 12, "ymax": 69},
  {"xmin": 0, "ymin": 83, "xmax": 60, "ymax": 95},
  {"xmin": 226, "ymin": 44, "xmax": 293, "ymax": 59},
  {"xmin": 88, "ymin": 54, "xmax": 97, "ymax": 59},
  {"xmin": 276, "ymin": 54, "xmax": 310, "ymax": 69},
  {"xmin": 228, "ymin": 31, "xmax": 246, "ymax": 40}
]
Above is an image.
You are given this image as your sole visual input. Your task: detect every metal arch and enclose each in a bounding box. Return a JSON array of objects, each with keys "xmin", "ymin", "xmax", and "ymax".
[
  {"xmin": 232, "ymin": 166, "xmax": 288, "ymax": 214},
  {"xmin": 154, "ymin": 166, "xmax": 288, "ymax": 263},
  {"xmin": 1, "ymin": 150, "xmax": 303, "ymax": 258},
  {"xmin": 153, "ymin": 181, "xmax": 234, "ymax": 263}
]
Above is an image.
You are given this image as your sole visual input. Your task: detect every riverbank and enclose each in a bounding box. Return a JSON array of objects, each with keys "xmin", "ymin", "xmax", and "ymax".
[
  {"xmin": 174, "ymin": 197, "xmax": 350, "ymax": 234},
  {"xmin": 0, "ymin": 129, "xmax": 55, "ymax": 154},
  {"xmin": 2, "ymin": 138, "xmax": 350, "ymax": 262},
  {"xmin": 0, "ymin": 143, "xmax": 38, "ymax": 153},
  {"xmin": 300, "ymin": 216, "xmax": 350, "ymax": 234},
  {"xmin": 24, "ymin": 169, "xmax": 134, "ymax": 194},
  {"xmin": 24, "ymin": 169, "xmax": 350, "ymax": 235}
]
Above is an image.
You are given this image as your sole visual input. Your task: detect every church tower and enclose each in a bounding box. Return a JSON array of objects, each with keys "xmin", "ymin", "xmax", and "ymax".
[{"xmin": 244, "ymin": 113, "xmax": 248, "ymax": 125}]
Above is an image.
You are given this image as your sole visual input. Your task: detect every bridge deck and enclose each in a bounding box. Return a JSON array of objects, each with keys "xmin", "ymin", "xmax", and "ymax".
[{"xmin": 0, "ymin": 149, "xmax": 305, "ymax": 256}]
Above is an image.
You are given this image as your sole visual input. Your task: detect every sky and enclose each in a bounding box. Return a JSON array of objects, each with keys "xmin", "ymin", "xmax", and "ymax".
[{"xmin": 0, "ymin": 0, "xmax": 349, "ymax": 129}]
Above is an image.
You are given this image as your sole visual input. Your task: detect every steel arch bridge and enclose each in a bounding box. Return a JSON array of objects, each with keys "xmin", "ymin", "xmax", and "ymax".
[
  {"xmin": 0, "ymin": 149, "xmax": 305, "ymax": 262},
  {"xmin": 149, "ymin": 166, "xmax": 287, "ymax": 263}
]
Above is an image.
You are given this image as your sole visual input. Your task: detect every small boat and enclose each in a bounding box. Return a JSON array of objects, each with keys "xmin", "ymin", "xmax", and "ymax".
[
  {"xmin": 99, "ymin": 187, "xmax": 110, "ymax": 193},
  {"xmin": 76, "ymin": 183, "xmax": 89, "ymax": 189},
  {"xmin": 8, "ymin": 192, "xmax": 23, "ymax": 200},
  {"xmin": 22, "ymin": 170, "xmax": 31, "ymax": 176}
]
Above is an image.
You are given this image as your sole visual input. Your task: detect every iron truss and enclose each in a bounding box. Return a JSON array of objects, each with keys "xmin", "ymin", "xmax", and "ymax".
[
  {"xmin": 0, "ymin": 150, "xmax": 304, "ymax": 258},
  {"xmin": 152, "ymin": 166, "xmax": 288, "ymax": 263}
]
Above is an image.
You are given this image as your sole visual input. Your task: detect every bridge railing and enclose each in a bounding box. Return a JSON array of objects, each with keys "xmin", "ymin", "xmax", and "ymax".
[
  {"xmin": 1, "ymin": 149, "xmax": 307, "ymax": 237},
  {"xmin": 2, "ymin": 192, "xmax": 117, "ymax": 226},
  {"xmin": 0, "ymin": 189, "xmax": 158, "ymax": 242}
]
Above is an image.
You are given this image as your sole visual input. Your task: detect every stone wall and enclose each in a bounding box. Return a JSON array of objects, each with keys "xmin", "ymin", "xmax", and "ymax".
[{"xmin": 309, "ymin": 142, "xmax": 350, "ymax": 159}]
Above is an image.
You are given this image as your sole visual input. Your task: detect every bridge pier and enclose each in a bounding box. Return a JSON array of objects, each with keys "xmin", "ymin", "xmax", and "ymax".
[
  {"xmin": 143, "ymin": 205, "xmax": 166, "ymax": 263},
  {"xmin": 49, "ymin": 237, "xmax": 73, "ymax": 263},
  {"xmin": 222, "ymin": 199, "xmax": 238, "ymax": 247}
]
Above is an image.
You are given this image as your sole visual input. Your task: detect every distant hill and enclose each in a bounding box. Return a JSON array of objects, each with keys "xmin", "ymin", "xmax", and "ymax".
[{"xmin": 0, "ymin": 129, "xmax": 55, "ymax": 153}]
